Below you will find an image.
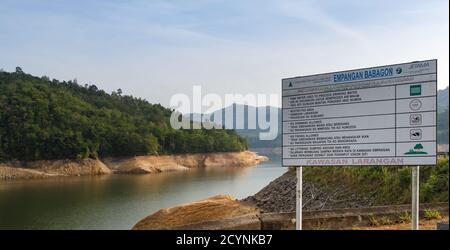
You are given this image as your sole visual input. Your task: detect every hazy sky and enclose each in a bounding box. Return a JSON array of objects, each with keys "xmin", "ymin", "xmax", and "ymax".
[{"xmin": 1, "ymin": 0, "xmax": 448, "ymax": 109}]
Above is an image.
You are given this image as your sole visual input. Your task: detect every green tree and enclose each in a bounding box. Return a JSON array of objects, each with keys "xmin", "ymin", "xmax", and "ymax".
[{"xmin": 0, "ymin": 69, "xmax": 247, "ymax": 161}]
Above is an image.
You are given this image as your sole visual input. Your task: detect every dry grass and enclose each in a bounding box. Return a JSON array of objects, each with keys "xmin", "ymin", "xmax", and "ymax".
[{"xmin": 354, "ymin": 216, "xmax": 448, "ymax": 230}]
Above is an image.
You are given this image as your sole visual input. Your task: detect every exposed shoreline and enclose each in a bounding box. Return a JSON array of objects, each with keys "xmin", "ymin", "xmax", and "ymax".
[
  {"xmin": 0, "ymin": 151, "xmax": 268, "ymax": 180},
  {"xmin": 131, "ymin": 169, "xmax": 449, "ymax": 230}
]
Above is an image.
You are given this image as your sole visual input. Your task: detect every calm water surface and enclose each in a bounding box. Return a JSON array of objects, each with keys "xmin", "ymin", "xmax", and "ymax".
[{"xmin": 0, "ymin": 155, "xmax": 285, "ymax": 229}]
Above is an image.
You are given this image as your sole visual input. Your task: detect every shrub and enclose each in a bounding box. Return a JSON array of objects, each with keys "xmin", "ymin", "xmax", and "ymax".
[{"xmin": 423, "ymin": 209, "xmax": 442, "ymax": 220}]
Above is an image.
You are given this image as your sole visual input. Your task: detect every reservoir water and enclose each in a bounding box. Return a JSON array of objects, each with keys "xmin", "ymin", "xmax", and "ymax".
[{"xmin": 0, "ymin": 154, "xmax": 285, "ymax": 229}]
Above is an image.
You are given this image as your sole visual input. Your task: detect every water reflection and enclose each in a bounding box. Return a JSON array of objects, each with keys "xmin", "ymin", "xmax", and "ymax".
[{"xmin": 0, "ymin": 155, "xmax": 285, "ymax": 229}]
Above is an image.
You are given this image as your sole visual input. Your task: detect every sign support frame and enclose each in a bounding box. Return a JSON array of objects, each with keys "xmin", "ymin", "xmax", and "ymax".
[
  {"xmin": 283, "ymin": 60, "xmax": 437, "ymax": 231},
  {"xmin": 412, "ymin": 165, "xmax": 420, "ymax": 230},
  {"xmin": 296, "ymin": 166, "xmax": 302, "ymax": 230}
]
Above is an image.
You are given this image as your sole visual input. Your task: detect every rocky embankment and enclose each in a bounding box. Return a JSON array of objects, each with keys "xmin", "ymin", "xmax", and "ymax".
[
  {"xmin": 133, "ymin": 195, "xmax": 259, "ymax": 230},
  {"xmin": 242, "ymin": 169, "xmax": 373, "ymax": 213},
  {"xmin": 133, "ymin": 169, "xmax": 374, "ymax": 229},
  {"xmin": 0, "ymin": 159, "xmax": 111, "ymax": 180},
  {"xmin": 0, "ymin": 151, "xmax": 267, "ymax": 180},
  {"xmin": 104, "ymin": 151, "xmax": 268, "ymax": 174}
]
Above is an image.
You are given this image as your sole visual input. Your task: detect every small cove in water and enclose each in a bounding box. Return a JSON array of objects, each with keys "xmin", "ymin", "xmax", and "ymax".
[{"xmin": 0, "ymin": 154, "xmax": 285, "ymax": 229}]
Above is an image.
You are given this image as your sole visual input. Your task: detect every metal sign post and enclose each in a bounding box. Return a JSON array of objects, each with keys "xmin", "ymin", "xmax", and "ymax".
[
  {"xmin": 296, "ymin": 167, "xmax": 302, "ymax": 230},
  {"xmin": 412, "ymin": 165, "xmax": 420, "ymax": 230}
]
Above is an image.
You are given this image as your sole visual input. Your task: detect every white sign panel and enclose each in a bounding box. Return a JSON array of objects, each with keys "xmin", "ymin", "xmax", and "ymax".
[{"xmin": 282, "ymin": 60, "xmax": 437, "ymax": 166}]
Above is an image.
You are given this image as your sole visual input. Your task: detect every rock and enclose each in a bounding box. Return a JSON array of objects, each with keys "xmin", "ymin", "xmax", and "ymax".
[
  {"xmin": 0, "ymin": 165, "xmax": 55, "ymax": 180},
  {"xmin": 103, "ymin": 156, "xmax": 191, "ymax": 174},
  {"xmin": 27, "ymin": 159, "xmax": 112, "ymax": 176},
  {"xmin": 132, "ymin": 195, "xmax": 260, "ymax": 230},
  {"xmin": 0, "ymin": 151, "xmax": 267, "ymax": 180},
  {"xmin": 242, "ymin": 169, "xmax": 373, "ymax": 213},
  {"xmin": 203, "ymin": 151, "xmax": 268, "ymax": 168},
  {"xmin": 242, "ymin": 169, "xmax": 296, "ymax": 213},
  {"xmin": 0, "ymin": 159, "xmax": 112, "ymax": 180},
  {"xmin": 105, "ymin": 151, "xmax": 267, "ymax": 174},
  {"xmin": 437, "ymin": 222, "xmax": 449, "ymax": 230}
]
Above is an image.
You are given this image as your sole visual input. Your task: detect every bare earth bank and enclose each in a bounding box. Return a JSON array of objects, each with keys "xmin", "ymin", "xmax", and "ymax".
[
  {"xmin": 0, "ymin": 151, "xmax": 267, "ymax": 180},
  {"xmin": 132, "ymin": 195, "xmax": 259, "ymax": 230}
]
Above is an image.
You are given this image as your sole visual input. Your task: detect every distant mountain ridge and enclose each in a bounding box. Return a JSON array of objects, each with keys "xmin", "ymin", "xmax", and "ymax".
[{"xmin": 187, "ymin": 104, "xmax": 281, "ymax": 148}]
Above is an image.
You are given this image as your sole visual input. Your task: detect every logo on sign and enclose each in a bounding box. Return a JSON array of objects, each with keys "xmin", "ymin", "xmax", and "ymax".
[
  {"xmin": 409, "ymin": 99, "xmax": 422, "ymax": 111},
  {"xmin": 396, "ymin": 67, "xmax": 403, "ymax": 74},
  {"xmin": 410, "ymin": 84, "xmax": 422, "ymax": 96},
  {"xmin": 410, "ymin": 129, "xmax": 422, "ymax": 140},
  {"xmin": 409, "ymin": 114, "xmax": 422, "ymax": 125},
  {"xmin": 409, "ymin": 62, "xmax": 430, "ymax": 69},
  {"xmin": 404, "ymin": 143, "xmax": 428, "ymax": 155}
]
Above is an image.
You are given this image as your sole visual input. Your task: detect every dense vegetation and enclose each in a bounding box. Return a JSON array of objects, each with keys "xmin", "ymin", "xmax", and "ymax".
[
  {"xmin": 304, "ymin": 157, "xmax": 449, "ymax": 205},
  {"xmin": 0, "ymin": 68, "xmax": 247, "ymax": 161}
]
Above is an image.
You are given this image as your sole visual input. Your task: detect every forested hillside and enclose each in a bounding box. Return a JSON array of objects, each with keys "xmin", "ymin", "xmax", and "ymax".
[{"xmin": 0, "ymin": 68, "xmax": 247, "ymax": 161}]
